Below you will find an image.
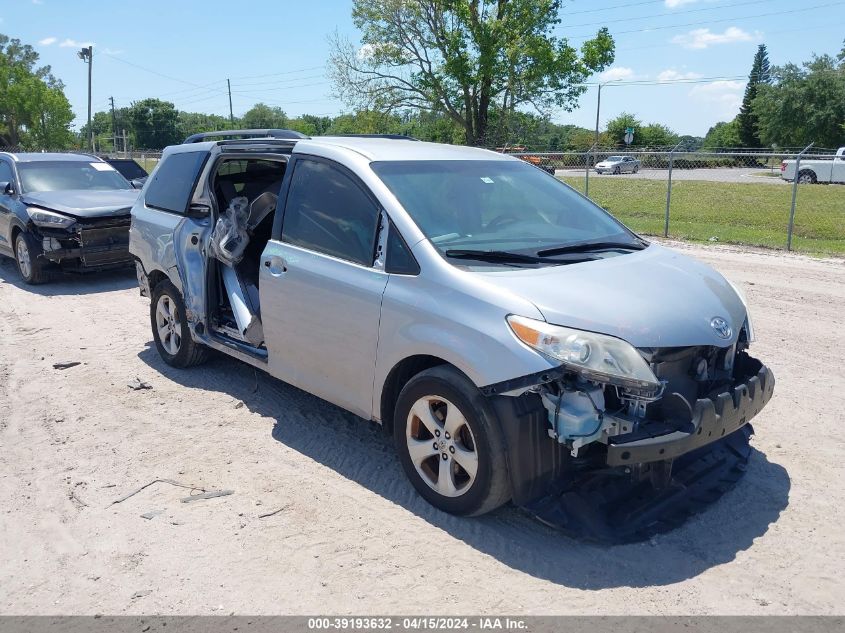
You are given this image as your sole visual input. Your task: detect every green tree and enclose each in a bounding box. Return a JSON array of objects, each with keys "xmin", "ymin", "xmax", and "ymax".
[
  {"xmin": 128, "ymin": 98, "xmax": 180, "ymax": 149},
  {"xmin": 288, "ymin": 114, "xmax": 334, "ymax": 136},
  {"xmin": 676, "ymin": 134, "xmax": 704, "ymax": 151},
  {"xmin": 736, "ymin": 44, "xmax": 771, "ymax": 148},
  {"xmin": 241, "ymin": 103, "xmax": 288, "ymax": 129},
  {"xmin": 639, "ymin": 123, "xmax": 678, "ymax": 148},
  {"xmin": 327, "ymin": 110, "xmax": 403, "ymax": 135},
  {"xmin": 752, "ymin": 52, "xmax": 845, "ymax": 148},
  {"xmin": 0, "ymin": 34, "xmax": 74, "ymax": 148},
  {"xmin": 702, "ymin": 120, "xmax": 741, "ymax": 149},
  {"xmin": 330, "ymin": 0, "xmax": 614, "ymax": 146},
  {"xmin": 604, "ymin": 112, "xmax": 641, "ymax": 146},
  {"xmin": 177, "ymin": 111, "xmax": 234, "ymax": 139}
]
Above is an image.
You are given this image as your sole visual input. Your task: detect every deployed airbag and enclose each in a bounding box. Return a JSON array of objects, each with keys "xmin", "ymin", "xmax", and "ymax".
[{"xmin": 210, "ymin": 196, "xmax": 250, "ymax": 266}]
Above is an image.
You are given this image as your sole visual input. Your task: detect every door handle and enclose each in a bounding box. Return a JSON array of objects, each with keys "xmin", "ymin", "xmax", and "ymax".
[{"xmin": 264, "ymin": 256, "xmax": 287, "ymax": 276}]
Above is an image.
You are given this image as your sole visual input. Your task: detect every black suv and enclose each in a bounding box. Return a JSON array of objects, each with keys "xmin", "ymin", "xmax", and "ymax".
[{"xmin": 0, "ymin": 152, "xmax": 139, "ymax": 284}]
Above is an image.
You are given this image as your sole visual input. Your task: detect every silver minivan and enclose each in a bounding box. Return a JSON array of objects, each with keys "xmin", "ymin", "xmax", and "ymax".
[{"xmin": 129, "ymin": 131, "xmax": 774, "ymax": 541}]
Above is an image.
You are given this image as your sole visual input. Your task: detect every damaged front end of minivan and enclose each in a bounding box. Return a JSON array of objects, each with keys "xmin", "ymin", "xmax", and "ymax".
[{"xmin": 482, "ymin": 316, "xmax": 774, "ymax": 543}]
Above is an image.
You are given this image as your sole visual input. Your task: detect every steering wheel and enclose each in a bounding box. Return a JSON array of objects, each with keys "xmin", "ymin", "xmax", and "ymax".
[{"xmin": 485, "ymin": 214, "xmax": 523, "ymax": 231}]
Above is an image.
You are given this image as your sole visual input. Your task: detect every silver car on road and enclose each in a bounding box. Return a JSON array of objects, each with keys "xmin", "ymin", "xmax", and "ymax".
[
  {"xmin": 595, "ymin": 155, "xmax": 640, "ymax": 174},
  {"xmin": 129, "ymin": 131, "xmax": 773, "ymax": 541}
]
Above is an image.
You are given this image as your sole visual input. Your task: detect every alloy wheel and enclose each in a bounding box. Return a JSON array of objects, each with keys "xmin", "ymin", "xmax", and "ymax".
[
  {"xmin": 155, "ymin": 294, "xmax": 182, "ymax": 355},
  {"xmin": 405, "ymin": 395, "xmax": 478, "ymax": 498},
  {"xmin": 16, "ymin": 237, "xmax": 32, "ymax": 279}
]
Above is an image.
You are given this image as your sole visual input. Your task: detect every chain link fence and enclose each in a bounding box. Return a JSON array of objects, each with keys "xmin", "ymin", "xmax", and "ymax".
[
  {"xmin": 3, "ymin": 145, "xmax": 842, "ymax": 256},
  {"xmin": 510, "ymin": 147, "xmax": 845, "ymax": 256},
  {"xmin": 0, "ymin": 147, "xmax": 163, "ymax": 175}
]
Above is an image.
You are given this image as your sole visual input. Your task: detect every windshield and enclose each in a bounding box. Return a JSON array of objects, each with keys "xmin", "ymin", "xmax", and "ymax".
[
  {"xmin": 606, "ymin": 156, "xmax": 624, "ymax": 161},
  {"xmin": 18, "ymin": 161, "xmax": 132, "ymax": 193},
  {"xmin": 371, "ymin": 159, "xmax": 638, "ymax": 255}
]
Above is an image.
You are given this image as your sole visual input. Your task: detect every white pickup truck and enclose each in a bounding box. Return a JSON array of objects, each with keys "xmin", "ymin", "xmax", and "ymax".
[{"xmin": 781, "ymin": 146, "xmax": 845, "ymax": 184}]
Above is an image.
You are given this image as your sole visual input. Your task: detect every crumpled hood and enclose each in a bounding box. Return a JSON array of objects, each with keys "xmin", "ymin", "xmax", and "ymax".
[
  {"xmin": 22, "ymin": 189, "xmax": 138, "ymax": 218},
  {"xmin": 474, "ymin": 244, "xmax": 747, "ymax": 348}
]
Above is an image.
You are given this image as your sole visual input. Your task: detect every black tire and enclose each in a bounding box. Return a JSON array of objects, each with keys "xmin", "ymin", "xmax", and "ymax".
[
  {"xmin": 14, "ymin": 231, "xmax": 49, "ymax": 285},
  {"xmin": 150, "ymin": 279, "xmax": 208, "ymax": 368},
  {"xmin": 797, "ymin": 169, "xmax": 816, "ymax": 184},
  {"xmin": 393, "ymin": 365, "xmax": 511, "ymax": 516},
  {"xmin": 613, "ymin": 166, "xmax": 620, "ymax": 175},
  {"xmin": 633, "ymin": 165, "xmax": 639, "ymax": 173}
]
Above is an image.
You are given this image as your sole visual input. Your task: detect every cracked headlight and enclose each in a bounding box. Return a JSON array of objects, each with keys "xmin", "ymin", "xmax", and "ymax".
[
  {"xmin": 507, "ymin": 315, "xmax": 660, "ymax": 389},
  {"xmin": 27, "ymin": 207, "xmax": 76, "ymax": 229}
]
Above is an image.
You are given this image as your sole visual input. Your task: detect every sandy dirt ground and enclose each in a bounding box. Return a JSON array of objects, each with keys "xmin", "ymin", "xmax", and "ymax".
[{"xmin": 0, "ymin": 241, "xmax": 843, "ymax": 616}]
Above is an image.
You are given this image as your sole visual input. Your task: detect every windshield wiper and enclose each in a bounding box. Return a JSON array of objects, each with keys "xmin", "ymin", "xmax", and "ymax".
[
  {"xmin": 444, "ymin": 249, "xmax": 593, "ymax": 265},
  {"xmin": 537, "ymin": 239, "xmax": 648, "ymax": 257}
]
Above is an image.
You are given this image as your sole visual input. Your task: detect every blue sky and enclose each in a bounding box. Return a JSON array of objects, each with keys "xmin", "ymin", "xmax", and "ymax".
[{"xmin": 2, "ymin": 0, "xmax": 843, "ymax": 137}]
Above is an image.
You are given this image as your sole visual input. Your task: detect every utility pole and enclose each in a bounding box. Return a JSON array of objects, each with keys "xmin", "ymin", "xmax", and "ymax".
[
  {"xmin": 594, "ymin": 78, "xmax": 621, "ymax": 145},
  {"xmin": 77, "ymin": 46, "xmax": 93, "ymax": 150},
  {"xmin": 227, "ymin": 78, "xmax": 234, "ymax": 126},
  {"xmin": 109, "ymin": 96, "xmax": 117, "ymax": 152},
  {"xmin": 594, "ymin": 84, "xmax": 602, "ymax": 145}
]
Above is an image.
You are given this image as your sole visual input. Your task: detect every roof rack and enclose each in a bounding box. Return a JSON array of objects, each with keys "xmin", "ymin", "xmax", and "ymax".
[
  {"xmin": 183, "ymin": 129, "xmax": 310, "ymax": 144},
  {"xmin": 329, "ymin": 134, "xmax": 420, "ymax": 141}
]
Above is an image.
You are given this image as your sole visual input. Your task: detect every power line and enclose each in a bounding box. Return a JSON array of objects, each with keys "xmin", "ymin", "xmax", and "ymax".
[
  {"xmin": 580, "ymin": 74, "xmax": 748, "ymax": 87},
  {"xmin": 231, "ymin": 81, "xmax": 331, "ymax": 95},
  {"xmin": 232, "ymin": 73, "xmax": 328, "ymax": 88},
  {"xmin": 99, "ymin": 51, "xmax": 222, "ymax": 91},
  {"xmin": 559, "ymin": 0, "xmax": 777, "ymax": 30},
  {"xmin": 613, "ymin": 19, "xmax": 845, "ymax": 53},
  {"xmin": 566, "ymin": 1, "xmax": 841, "ymax": 40},
  {"xmin": 235, "ymin": 65, "xmax": 326, "ymax": 80},
  {"xmin": 562, "ymin": 0, "xmax": 666, "ymax": 17}
]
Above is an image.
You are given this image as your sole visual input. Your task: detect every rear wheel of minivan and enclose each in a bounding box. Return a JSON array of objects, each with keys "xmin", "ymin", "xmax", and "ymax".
[
  {"xmin": 394, "ymin": 366, "xmax": 511, "ymax": 516},
  {"xmin": 150, "ymin": 280, "xmax": 208, "ymax": 368}
]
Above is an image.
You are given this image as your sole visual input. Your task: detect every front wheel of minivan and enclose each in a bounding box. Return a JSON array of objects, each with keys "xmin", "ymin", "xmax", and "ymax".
[
  {"xmin": 150, "ymin": 280, "xmax": 208, "ymax": 368},
  {"xmin": 394, "ymin": 366, "xmax": 511, "ymax": 516}
]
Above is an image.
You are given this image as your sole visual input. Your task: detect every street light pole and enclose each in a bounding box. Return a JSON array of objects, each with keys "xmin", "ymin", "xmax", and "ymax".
[
  {"xmin": 594, "ymin": 79, "xmax": 620, "ymax": 145},
  {"xmin": 594, "ymin": 83, "xmax": 602, "ymax": 145},
  {"xmin": 77, "ymin": 46, "xmax": 93, "ymax": 151}
]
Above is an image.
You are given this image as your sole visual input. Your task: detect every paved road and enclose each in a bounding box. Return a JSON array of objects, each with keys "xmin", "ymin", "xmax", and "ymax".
[{"xmin": 556, "ymin": 167, "xmax": 789, "ymax": 185}]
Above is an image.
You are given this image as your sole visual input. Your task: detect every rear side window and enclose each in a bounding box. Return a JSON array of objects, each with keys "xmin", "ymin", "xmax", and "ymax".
[
  {"xmin": 144, "ymin": 151, "xmax": 207, "ymax": 213},
  {"xmin": 281, "ymin": 158, "xmax": 379, "ymax": 266}
]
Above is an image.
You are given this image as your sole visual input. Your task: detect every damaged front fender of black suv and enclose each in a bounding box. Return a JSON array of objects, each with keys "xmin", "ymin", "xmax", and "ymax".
[{"xmin": 32, "ymin": 212, "xmax": 134, "ymax": 272}]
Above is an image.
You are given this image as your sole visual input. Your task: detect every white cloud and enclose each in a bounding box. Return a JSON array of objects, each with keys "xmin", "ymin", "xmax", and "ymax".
[
  {"xmin": 38, "ymin": 36, "xmax": 57, "ymax": 46},
  {"xmin": 689, "ymin": 80, "xmax": 744, "ymax": 117},
  {"xmin": 657, "ymin": 69, "xmax": 703, "ymax": 82},
  {"xmin": 32, "ymin": 0, "xmax": 44, "ymax": 5},
  {"xmin": 665, "ymin": 0, "xmax": 700, "ymax": 6},
  {"xmin": 58, "ymin": 38, "xmax": 94, "ymax": 48},
  {"xmin": 102, "ymin": 48, "xmax": 123, "ymax": 55},
  {"xmin": 600, "ymin": 66, "xmax": 635, "ymax": 82},
  {"xmin": 671, "ymin": 26, "xmax": 760, "ymax": 50}
]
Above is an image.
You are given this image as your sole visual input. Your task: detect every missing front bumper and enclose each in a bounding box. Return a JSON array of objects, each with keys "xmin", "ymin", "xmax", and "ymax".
[
  {"xmin": 492, "ymin": 356, "xmax": 775, "ymax": 542},
  {"xmin": 606, "ymin": 362, "xmax": 774, "ymax": 466}
]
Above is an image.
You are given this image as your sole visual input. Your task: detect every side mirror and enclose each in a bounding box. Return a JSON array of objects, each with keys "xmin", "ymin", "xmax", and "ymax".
[
  {"xmin": 0, "ymin": 181, "xmax": 14, "ymax": 196},
  {"xmin": 130, "ymin": 178, "xmax": 146, "ymax": 189},
  {"xmin": 186, "ymin": 202, "xmax": 211, "ymax": 219}
]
